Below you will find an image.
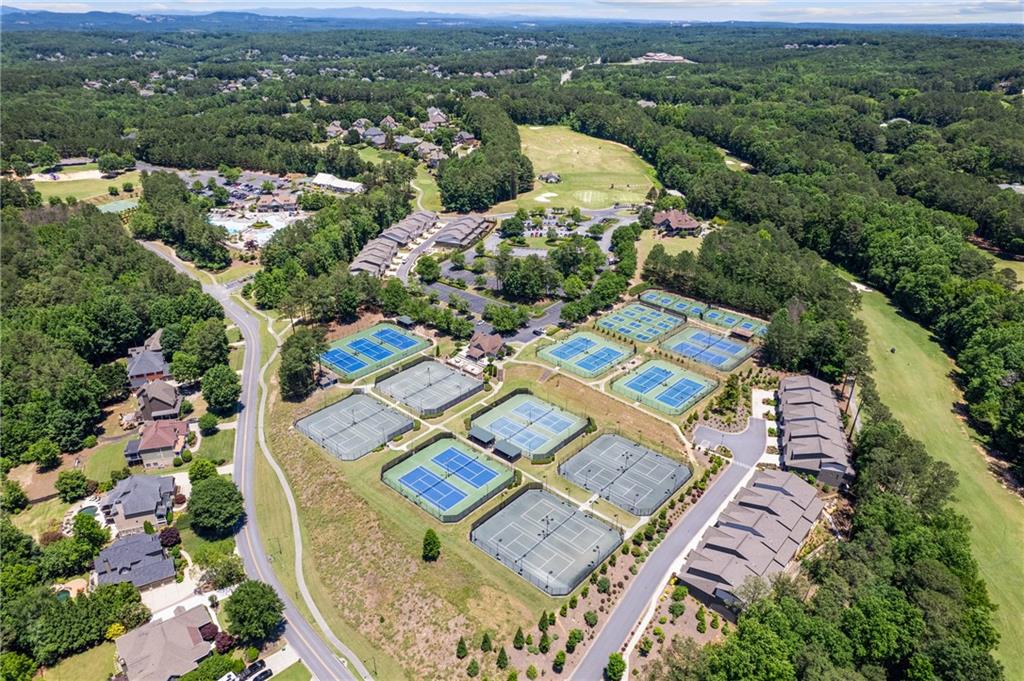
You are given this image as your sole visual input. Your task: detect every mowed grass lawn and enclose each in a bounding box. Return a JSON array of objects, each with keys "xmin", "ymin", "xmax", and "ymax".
[
  {"xmin": 273, "ymin": 662, "xmax": 312, "ymax": 681},
  {"xmin": 35, "ymin": 171, "xmax": 142, "ymax": 202},
  {"xmin": 358, "ymin": 145, "xmax": 443, "ymax": 213},
  {"xmin": 41, "ymin": 642, "xmax": 116, "ymax": 681},
  {"xmin": 491, "ymin": 125, "xmax": 658, "ymax": 212},
  {"xmin": 858, "ymin": 290, "xmax": 1023, "ymax": 678}
]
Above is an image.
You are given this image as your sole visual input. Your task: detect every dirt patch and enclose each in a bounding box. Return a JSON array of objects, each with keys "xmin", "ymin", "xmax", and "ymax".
[{"xmin": 323, "ymin": 312, "xmax": 384, "ymax": 342}]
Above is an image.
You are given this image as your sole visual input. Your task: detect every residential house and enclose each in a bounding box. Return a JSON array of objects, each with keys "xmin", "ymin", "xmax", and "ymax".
[
  {"xmin": 378, "ymin": 211, "xmax": 438, "ymax": 247},
  {"xmin": 124, "ymin": 420, "xmax": 188, "ymax": 469},
  {"xmin": 454, "ymin": 130, "xmax": 477, "ymax": 146},
  {"xmin": 325, "ymin": 120, "xmax": 345, "ymax": 138},
  {"xmin": 93, "ymin": 533, "xmax": 175, "ymax": 590},
  {"xmin": 426, "ymin": 106, "xmax": 448, "ymax": 125},
  {"xmin": 419, "ymin": 121, "xmax": 438, "ymax": 133},
  {"xmin": 777, "ymin": 375, "xmax": 853, "ymax": 488},
  {"xmin": 434, "ymin": 215, "xmax": 494, "ymax": 249},
  {"xmin": 415, "ymin": 140, "xmax": 441, "ymax": 159},
  {"xmin": 127, "ymin": 330, "xmax": 169, "ymax": 388},
  {"xmin": 100, "ymin": 476, "xmax": 176, "ymax": 535},
  {"xmin": 311, "ymin": 172, "xmax": 365, "ymax": 194},
  {"xmin": 470, "ymin": 90, "xmax": 489, "ymax": 98},
  {"xmin": 426, "ymin": 149, "xmax": 449, "ymax": 169},
  {"xmin": 637, "ymin": 99, "xmax": 657, "ymax": 108},
  {"xmin": 393, "ymin": 134, "xmax": 420, "ymax": 149},
  {"xmin": 348, "ymin": 238, "xmax": 400, "ymax": 278},
  {"xmin": 116, "ymin": 604, "xmax": 214, "ymax": 681},
  {"xmin": 679, "ymin": 470, "xmax": 823, "ymax": 607},
  {"xmin": 362, "ymin": 127, "xmax": 386, "ymax": 147},
  {"xmin": 351, "ymin": 117, "xmax": 372, "ymax": 134},
  {"xmin": 136, "ymin": 380, "xmax": 181, "ymax": 420},
  {"xmin": 652, "ymin": 208, "xmax": 701, "ymax": 236},
  {"xmin": 379, "ymin": 115, "xmax": 398, "ymax": 129},
  {"xmin": 467, "ymin": 331, "xmax": 504, "ymax": 361}
]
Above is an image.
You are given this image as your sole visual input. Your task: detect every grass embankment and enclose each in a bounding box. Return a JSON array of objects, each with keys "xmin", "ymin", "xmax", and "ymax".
[
  {"xmin": 491, "ymin": 126, "xmax": 658, "ymax": 212},
  {"xmin": 636, "ymin": 230, "xmax": 702, "ymax": 270},
  {"xmin": 858, "ymin": 290, "xmax": 1023, "ymax": 678},
  {"xmin": 274, "ymin": 662, "xmax": 313, "ymax": 681},
  {"xmin": 11, "ymin": 497, "xmax": 69, "ymax": 540}
]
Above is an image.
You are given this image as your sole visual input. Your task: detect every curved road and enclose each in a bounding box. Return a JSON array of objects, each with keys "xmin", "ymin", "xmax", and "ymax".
[
  {"xmin": 571, "ymin": 419, "xmax": 767, "ymax": 680},
  {"xmin": 143, "ymin": 243, "xmax": 362, "ymax": 681}
]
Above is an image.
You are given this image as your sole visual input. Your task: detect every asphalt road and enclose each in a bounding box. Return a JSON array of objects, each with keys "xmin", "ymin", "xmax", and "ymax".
[
  {"xmin": 143, "ymin": 243, "xmax": 359, "ymax": 681},
  {"xmin": 571, "ymin": 419, "xmax": 766, "ymax": 680}
]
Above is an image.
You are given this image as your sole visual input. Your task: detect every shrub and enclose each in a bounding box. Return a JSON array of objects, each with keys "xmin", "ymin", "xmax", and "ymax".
[
  {"xmin": 173, "ymin": 456, "xmax": 183, "ymax": 467},
  {"xmin": 199, "ymin": 413, "xmax": 220, "ymax": 435},
  {"xmin": 496, "ymin": 646, "xmax": 509, "ymax": 669},
  {"xmin": 54, "ymin": 470, "xmax": 90, "ymax": 503},
  {"xmin": 597, "ymin": 576, "xmax": 611, "ymax": 594},
  {"xmin": 160, "ymin": 527, "xmax": 181, "ymax": 547},
  {"xmin": 244, "ymin": 647, "xmax": 259, "ymax": 663},
  {"xmin": 553, "ymin": 649, "xmax": 566, "ymax": 672},
  {"xmin": 513, "ymin": 626, "xmax": 525, "ymax": 650},
  {"xmin": 466, "ymin": 659, "xmax": 479, "ymax": 678},
  {"xmin": 566, "ymin": 629, "xmax": 584, "ymax": 653},
  {"xmin": 181, "ymin": 450, "xmax": 193, "ymax": 463},
  {"xmin": 668, "ymin": 601, "xmax": 685, "ymax": 619},
  {"xmin": 526, "ymin": 665, "xmax": 538, "ymax": 680},
  {"xmin": 480, "ymin": 631, "xmax": 492, "ymax": 652},
  {"xmin": 105, "ymin": 623, "xmax": 126, "ymax": 640},
  {"xmin": 143, "ymin": 521, "xmax": 155, "ymax": 534},
  {"xmin": 638, "ymin": 637, "xmax": 653, "ymax": 656},
  {"xmin": 214, "ymin": 632, "xmax": 236, "ymax": 654},
  {"xmin": 584, "ymin": 611, "xmax": 598, "ymax": 627},
  {"xmin": 539, "ymin": 632, "xmax": 550, "ymax": 654},
  {"xmin": 180, "ymin": 399, "xmax": 194, "ymax": 415},
  {"xmin": 456, "ymin": 636, "xmax": 468, "ymax": 659}
]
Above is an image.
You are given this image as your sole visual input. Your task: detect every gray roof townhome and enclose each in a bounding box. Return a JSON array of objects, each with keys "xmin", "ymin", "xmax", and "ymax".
[
  {"xmin": 378, "ymin": 211, "xmax": 438, "ymax": 247},
  {"xmin": 127, "ymin": 329, "xmax": 170, "ymax": 388},
  {"xmin": 777, "ymin": 375, "xmax": 853, "ymax": 489},
  {"xmin": 678, "ymin": 470, "xmax": 823, "ymax": 608},
  {"xmin": 136, "ymin": 380, "xmax": 181, "ymax": 420},
  {"xmin": 426, "ymin": 106, "xmax": 448, "ymax": 124},
  {"xmin": 116, "ymin": 604, "xmax": 214, "ymax": 681},
  {"xmin": 93, "ymin": 532, "xmax": 175, "ymax": 590},
  {"xmin": 379, "ymin": 115, "xmax": 398, "ymax": 129},
  {"xmin": 434, "ymin": 215, "xmax": 494, "ymax": 249},
  {"xmin": 348, "ymin": 237, "xmax": 400, "ymax": 277},
  {"xmin": 100, "ymin": 475, "xmax": 176, "ymax": 535}
]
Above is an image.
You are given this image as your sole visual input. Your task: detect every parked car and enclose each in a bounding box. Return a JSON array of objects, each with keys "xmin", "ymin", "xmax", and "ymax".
[
  {"xmin": 252, "ymin": 670, "xmax": 273, "ymax": 681},
  {"xmin": 238, "ymin": 660, "xmax": 266, "ymax": 681}
]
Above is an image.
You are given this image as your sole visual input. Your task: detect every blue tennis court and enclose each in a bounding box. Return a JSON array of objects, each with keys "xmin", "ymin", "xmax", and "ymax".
[
  {"xmin": 577, "ymin": 347, "xmax": 623, "ymax": 372},
  {"xmin": 432, "ymin": 447, "xmax": 499, "ymax": 488},
  {"xmin": 661, "ymin": 326, "xmax": 755, "ymax": 371},
  {"xmin": 348, "ymin": 337, "xmax": 393, "ymax": 361},
  {"xmin": 658, "ymin": 378, "xmax": 706, "ymax": 409},
  {"xmin": 489, "ymin": 416, "xmax": 526, "ymax": 439},
  {"xmin": 513, "ymin": 401, "xmax": 552, "ymax": 421},
  {"xmin": 670, "ymin": 342, "xmax": 729, "ymax": 367},
  {"xmin": 536, "ymin": 412, "xmax": 573, "ymax": 433},
  {"xmin": 322, "ymin": 348, "xmax": 368, "ymax": 374},
  {"xmin": 399, "ymin": 466, "xmax": 467, "ymax": 511},
  {"xmin": 550, "ymin": 336, "xmax": 596, "ymax": 360},
  {"xmin": 596, "ymin": 304, "xmax": 681, "ymax": 342},
  {"xmin": 624, "ymin": 365, "xmax": 673, "ymax": 394},
  {"xmin": 640, "ymin": 290, "xmax": 708, "ymax": 318},
  {"xmin": 374, "ymin": 328, "xmax": 418, "ymax": 350}
]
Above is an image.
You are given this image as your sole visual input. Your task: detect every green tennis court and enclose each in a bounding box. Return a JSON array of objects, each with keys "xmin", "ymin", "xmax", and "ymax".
[
  {"xmin": 320, "ymin": 323, "xmax": 430, "ymax": 380},
  {"xmin": 538, "ymin": 331, "xmax": 633, "ymax": 378},
  {"xmin": 611, "ymin": 359, "xmax": 717, "ymax": 415}
]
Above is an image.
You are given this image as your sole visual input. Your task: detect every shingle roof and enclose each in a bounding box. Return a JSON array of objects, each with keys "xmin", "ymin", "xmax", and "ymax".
[
  {"xmin": 679, "ymin": 471, "xmax": 822, "ymax": 604},
  {"xmin": 137, "ymin": 420, "xmax": 188, "ymax": 453},
  {"xmin": 435, "ymin": 215, "xmax": 492, "ymax": 247},
  {"xmin": 102, "ymin": 475, "xmax": 175, "ymax": 520},
  {"xmin": 777, "ymin": 375, "xmax": 852, "ymax": 481},
  {"xmin": 116, "ymin": 605, "xmax": 213, "ymax": 681},
  {"xmin": 95, "ymin": 533, "xmax": 175, "ymax": 588},
  {"xmin": 127, "ymin": 350, "xmax": 168, "ymax": 378}
]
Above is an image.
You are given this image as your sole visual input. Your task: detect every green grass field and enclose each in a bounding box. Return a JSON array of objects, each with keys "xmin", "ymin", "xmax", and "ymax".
[
  {"xmin": 197, "ymin": 428, "xmax": 235, "ymax": 465},
  {"xmin": 83, "ymin": 439, "xmax": 131, "ymax": 481},
  {"xmin": 175, "ymin": 511, "xmax": 236, "ymax": 566},
  {"xmin": 858, "ymin": 290, "xmax": 1023, "ymax": 677},
  {"xmin": 491, "ymin": 126, "xmax": 658, "ymax": 212},
  {"xmin": 358, "ymin": 146, "xmax": 442, "ymax": 213},
  {"xmin": 11, "ymin": 497, "xmax": 70, "ymax": 540},
  {"xmin": 41, "ymin": 642, "xmax": 116, "ymax": 681},
  {"xmin": 35, "ymin": 171, "xmax": 142, "ymax": 202},
  {"xmin": 273, "ymin": 662, "xmax": 312, "ymax": 681}
]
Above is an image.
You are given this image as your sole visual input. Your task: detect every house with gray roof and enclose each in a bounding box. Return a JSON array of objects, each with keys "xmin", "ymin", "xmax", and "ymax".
[
  {"xmin": 777, "ymin": 375, "xmax": 853, "ymax": 488},
  {"xmin": 679, "ymin": 470, "xmax": 823, "ymax": 608},
  {"xmin": 116, "ymin": 604, "xmax": 214, "ymax": 681},
  {"xmin": 362, "ymin": 127, "xmax": 386, "ymax": 147},
  {"xmin": 136, "ymin": 380, "xmax": 181, "ymax": 420},
  {"xmin": 100, "ymin": 476, "xmax": 175, "ymax": 535},
  {"xmin": 127, "ymin": 330, "xmax": 169, "ymax": 388},
  {"xmin": 434, "ymin": 215, "xmax": 494, "ymax": 249},
  {"xmin": 426, "ymin": 106, "xmax": 448, "ymax": 125},
  {"xmin": 94, "ymin": 532, "xmax": 175, "ymax": 590}
]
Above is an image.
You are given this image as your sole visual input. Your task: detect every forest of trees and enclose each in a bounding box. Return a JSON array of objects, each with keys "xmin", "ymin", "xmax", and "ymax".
[{"xmin": 437, "ymin": 99, "xmax": 534, "ymax": 212}]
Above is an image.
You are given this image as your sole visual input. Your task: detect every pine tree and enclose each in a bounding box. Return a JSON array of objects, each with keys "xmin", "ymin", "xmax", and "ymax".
[
  {"xmin": 513, "ymin": 626, "xmax": 525, "ymax": 650},
  {"xmin": 481, "ymin": 631, "xmax": 492, "ymax": 652},
  {"xmin": 538, "ymin": 611, "xmax": 548, "ymax": 632},
  {"xmin": 456, "ymin": 636, "xmax": 468, "ymax": 659},
  {"xmin": 496, "ymin": 647, "xmax": 509, "ymax": 670},
  {"xmin": 467, "ymin": 659, "xmax": 479, "ymax": 678}
]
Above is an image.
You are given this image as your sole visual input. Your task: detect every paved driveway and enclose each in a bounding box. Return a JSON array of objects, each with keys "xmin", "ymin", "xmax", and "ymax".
[{"xmin": 572, "ymin": 418, "xmax": 766, "ymax": 680}]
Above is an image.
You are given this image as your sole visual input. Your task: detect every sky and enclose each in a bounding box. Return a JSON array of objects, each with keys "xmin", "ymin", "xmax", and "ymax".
[{"xmin": 8, "ymin": 0, "xmax": 1024, "ymax": 23}]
